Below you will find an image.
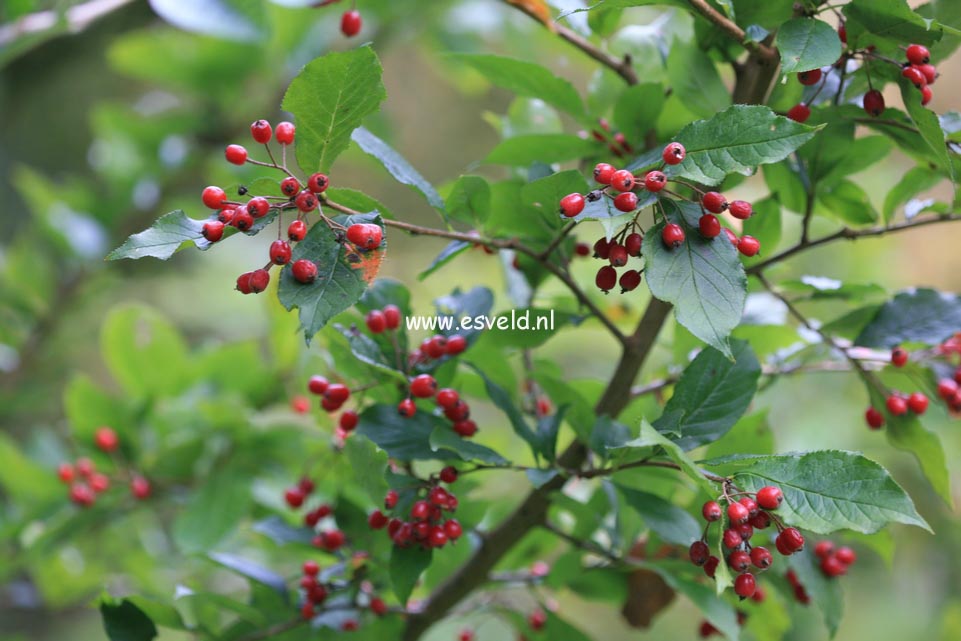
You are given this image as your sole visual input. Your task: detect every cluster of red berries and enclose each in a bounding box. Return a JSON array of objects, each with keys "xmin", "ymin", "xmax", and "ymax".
[
  {"xmin": 307, "ymin": 375, "xmax": 352, "ymax": 412},
  {"xmin": 814, "ymin": 540, "xmax": 857, "ymax": 578},
  {"xmin": 590, "ymin": 232, "xmax": 643, "ymax": 294},
  {"xmin": 368, "ymin": 469, "xmax": 463, "ymax": 549},
  {"xmin": 199, "ymin": 119, "xmax": 384, "ymax": 294},
  {"xmin": 458, "ymin": 608, "xmax": 546, "ymax": 640},
  {"xmin": 410, "ymin": 333, "xmax": 468, "ymax": 367},
  {"xmin": 58, "ymin": 427, "xmax": 151, "ymax": 506},
  {"xmin": 283, "ymin": 476, "xmax": 347, "ymax": 551},
  {"xmin": 689, "ymin": 485, "xmax": 805, "ymax": 600},
  {"xmin": 585, "ymin": 117, "xmax": 634, "ymax": 159},
  {"xmin": 864, "ymin": 346, "xmax": 930, "ymax": 429},
  {"xmin": 785, "ymin": 569, "xmax": 811, "ymax": 605},
  {"xmin": 298, "ymin": 559, "xmax": 333, "ymax": 620},
  {"xmin": 787, "ymin": 30, "xmax": 938, "ymax": 123}
]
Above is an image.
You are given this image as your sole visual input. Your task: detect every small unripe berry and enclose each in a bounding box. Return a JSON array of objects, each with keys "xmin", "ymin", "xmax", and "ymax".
[
  {"xmin": 610, "ymin": 169, "xmax": 635, "ymax": 192},
  {"xmin": 202, "ymin": 186, "xmax": 227, "ymax": 209},
  {"xmin": 644, "ymin": 170, "xmax": 667, "ymax": 192},
  {"xmin": 250, "ymin": 119, "xmax": 272, "ymax": 144},
  {"xmin": 276, "ymin": 121, "xmax": 296, "ymax": 145},
  {"xmin": 225, "ymin": 144, "xmax": 248, "ymax": 165},
  {"xmin": 698, "ymin": 214, "xmax": 721, "ymax": 238},
  {"xmin": 662, "ymin": 142, "xmax": 686, "ymax": 165},
  {"xmin": 662, "ymin": 223, "xmax": 685, "ymax": 249},
  {"xmin": 702, "ymin": 501, "xmax": 722, "ymax": 522},
  {"xmin": 292, "ymin": 259, "xmax": 318, "ymax": 284},
  {"xmin": 560, "ymin": 193, "xmax": 586, "ymax": 218},
  {"xmin": 613, "ymin": 191, "xmax": 638, "ymax": 213}
]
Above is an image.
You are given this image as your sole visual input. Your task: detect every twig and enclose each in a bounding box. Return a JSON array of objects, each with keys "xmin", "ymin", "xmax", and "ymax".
[{"xmin": 685, "ymin": 0, "xmax": 778, "ymax": 60}]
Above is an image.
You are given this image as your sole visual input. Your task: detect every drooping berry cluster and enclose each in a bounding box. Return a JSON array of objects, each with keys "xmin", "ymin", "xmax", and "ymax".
[
  {"xmin": 585, "ymin": 117, "xmax": 634, "ymax": 159},
  {"xmin": 864, "ymin": 345, "xmax": 937, "ymax": 429},
  {"xmin": 690, "ymin": 484, "xmax": 805, "ymax": 600},
  {"xmin": 200, "ymin": 119, "xmax": 385, "ymax": 295},
  {"xmin": 787, "ymin": 29, "xmax": 938, "ymax": 123},
  {"xmin": 814, "ymin": 539, "xmax": 858, "ymax": 577},
  {"xmin": 283, "ymin": 476, "xmax": 347, "ymax": 552},
  {"xmin": 368, "ymin": 469, "xmax": 463, "ymax": 550},
  {"xmin": 57, "ymin": 427, "xmax": 151, "ymax": 507}
]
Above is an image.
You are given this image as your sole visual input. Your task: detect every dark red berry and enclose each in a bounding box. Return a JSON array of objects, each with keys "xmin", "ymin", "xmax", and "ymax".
[
  {"xmin": 729, "ymin": 550, "xmax": 751, "ymax": 571},
  {"xmin": 594, "ymin": 163, "xmax": 615, "ymax": 184},
  {"xmin": 702, "ymin": 191, "xmax": 727, "ymax": 213},
  {"xmin": 385, "ymin": 490, "xmax": 399, "ymax": 509},
  {"xmin": 560, "ymin": 193, "xmax": 586, "ymax": 218},
  {"xmin": 308, "ymin": 376, "xmax": 329, "ymax": 395},
  {"xmin": 285, "ymin": 487, "xmax": 306, "ymax": 508},
  {"xmin": 662, "ymin": 223, "xmax": 685, "ymax": 249},
  {"xmin": 906, "ymin": 44, "xmax": 930, "ymax": 65},
  {"xmin": 292, "ymin": 259, "xmax": 318, "ymax": 284},
  {"xmin": 821, "ymin": 555, "xmax": 846, "ymax": 577},
  {"xmin": 815, "ymin": 540, "xmax": 835, "ymax": 559},
  {"xmin": 281, "ymin": 177, "xmax": 301, "ymax": 197},
  {"xmin": 702, "ymin": 501, "xmax": 722, "ymax": 522},
  {"xmin": 446, "ymin": 334, "xmax": 467, "ymax": 355},
  {"xmin": 728, "ymin": 200, "xmax": 752, "ymax": 220},
  {"xmin": 619, "ymin": 269, "xmax": 642, "ymax": 293},
  {"xmin": 723, "ymin": 528, "xmax": 742, "ymax": 549},
  {"xmin": 593, "ymin": 237, "xmax": 612, "ymax": 259},
  {"xmin": 444, "ymin": 519, "xmax": 462, "ymax": 540},
  {"xmin": 436, "ymin": 389, "xmax": 459, "ymax": 409},
  {"xmin": 865, "ymin": 407, "xmax": 884, "ymax": 429},
  {"xmin": 250, "ymin": 120, "xmax": 272, "ymax": 144},
  {"xmin": 341, "ymin": 10, "xmax": 362, "ymax": 37},
  {"xmin": 340, "ymin": 410, "xmax": 359, "ymax": 432},
  {"xmin": 751, "ymin": 546, "xmax": 773, "ymax": 569},
  {"xmin": 750, "ymin": 511, "xmax": 771, "ymax": 529},
  {"xmin": 225, "ymin": 144, "xmax": 248, "ymax": 165},
  {"xmin": 453, "ymin": 419, "xmax": 478, "ymax": 437},
  {"xmin": 863, "ymin": 89, "xmax": 885, "ymax": 117},
  {"xmin": 202, "ymin": 186, "xmax": 227, "ymax": 209},
  {"xmin": 787, "ymin": 103, "xmax": 812, "ymax": 123},
  {"xmin": 704, "ymin": 555, "xmax": 720, "ymax": 578},
  {"xmin": 891, "ymin": 347, "xmax": 908, "ymax": 367},
  {"xmin": 326, "ymin": 384, "xmax": 350, "ymax": 404},
  {"xmin": 529, "ymin": 609, "xmax": 547, "ymax": 631},
  {"xmin": 644, "ymin": 170, "xmax": 667, "ymax": 192},
  {"xmin": 276, "ymin": 121, "xmax": 295, "ymax": 145},
  {"xmin": 689, "ymin": 540, "xmax": 710, "ymax": 566},
  {"xmin": 778, "ymin": 527, "xmax": 805, "ymax": 554},
  {"xmin": 288, "ymin": 219, "xmax": 307, "ymax": 241},
  {"xmin": 574, "ymin": 242, "xmax": 591, "ymax": 257},
  {"xmin": 236, "ymin": 272, "xmax": 254, "ymax": 294},
  {"xmin": 608, "ymin": 244, "xmax": 628, "ymax": 267},
  {"xmin": 624, "ymin": 232, "xmax": 643, "ymax": 256},
  {"xmin": 921, "ymin": 85, "xmax": 933, "ymax": 105},
  {"xmin": 698, "ymin": 214, "xmax": 721, "ymax": 238},
  {"xmin": 611, "ymin": 169, "xmax": 635, "ymax": 192},
  {"xmin": 734, "ymin": 573, "xmax": 756, "ymax": 599},
  {"xmin": 613, "ymin": 191, "xmax": 638, "ymax": 213},
  {"xmin": 798, "ymin": 69, "xmax": 822, "ymax": 85},
  {"xmin": 247, "ymin": 269, "xmax": 269, "ymax": 293},
  {"xmin": 595, "ymin": 265, "xmax": 617, "ymax": 293},
  {"xmin": 266, "ymin": 240, "xmax": 290, "ymax": 267},
  {"xmin": 663, "ymin": 142, "xmax": 686, "ymax": 165}
]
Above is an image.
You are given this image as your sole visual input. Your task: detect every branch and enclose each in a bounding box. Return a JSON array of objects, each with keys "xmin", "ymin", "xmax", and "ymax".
[
  {"xmin": 686, "ymin": 0, "xmax": 778, "ymax": 60},
  {"xmin": 0, "ymin": 0, "xmax": 133, "ymax": 48},
  {"xmin": 502, "ymin": 0, "xmax": 638, "ymax": 85}
]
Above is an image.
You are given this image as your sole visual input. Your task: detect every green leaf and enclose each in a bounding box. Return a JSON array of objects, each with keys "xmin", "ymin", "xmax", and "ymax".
[
  {"xmin": 429, "ymin": 427, "xmax": 508, "ymax": 464},
  {"xmin": 432, "ymin": 286, "xmax": 494, "ymax": 343},
  {"xmin": 355, "ymin": 404, "xmax": 443, "ymax": 461},
  {"xmin": 882, "ymin": 166, "xmax": 943, "ymax": 223},
  {"xmin": 419, "ymin": 240, "xmax": 472, "ymax": 280},
  {"xmin": 608, "ymin": 421, "xmax": 717, "ymax": 496},
  {"xmin": 613, "ymin": 83, "xmax": 665, "ymax": 143},
  {"xmin": 776, "ymin": 18, "xmax": 843, "ymax": 74},
  {"xmin": 100, "ymin": 305, "xmax": 189, "ymax": 398},
  {"xmin": 815, "ymin": 179, "xmax": 878, "ymax": 225},
  {"xmin": 668, "ymin": 105, "xmax": 820, "ymax": 186},
  {"xmin": 786, "ymin": 548, "xmax": 843, "ymax": 636},
  {"xmin": 100, "ymin": 598, "xmax": 158, "ymax": 641},
  {"xmin": 651, "ymin": 563, "xmax": 740, "ymax": 639},
  {"xmin": 173, "ymin": 466, "xmax": 252, "ymax": 553},
  {"xmin": 252, "ymin": 516, "xmax": 315, "ymax": 546},
  {"xmin": 336, "ymin": 324, "xmax": 407, "ymax": 382},
  {"xmin": 390, "ymin": 545, "xmax": 432, "ymax": 603},
  {"xmin": 0, "ymin": 433, "xmax": 62, "ymax": 503},
  {"xmin": 617, "ymin": 486, "xmax": 701, "ymax": 546},
  {"xmin": 710, "ymin": 450, "xmax": 931, "ymax": 534},
  {"xmin": 652, "ymin": 339, "xmax": 761, "ymax": 450},
  {"xmin": 344, "ymin": 435, "xmax": 390, "ymax": 505},
  {"xmin": 106, "ymin": 210, "xmax": 204, "ymax": 261},
  {"xmin": 898, "ymin": 78, "xmax": 955, "ymax": 183},
  {"xmin": 64, "ymin": 374, "xmax": 134, "ymax": 444},
  {"xmin": 485, "ymin": 134, "xmax": 597, "ymax": 165},
  {"xmin": 703, "ymin": 411, "xmax": 775, "ymax": 461},
  {"xmin": 843, "ymin": 0, "xmax": 945, "ymax": 48},
  {"xmin": 589, "ymin": 415, "xmax": 632, "ymax": 456},
  {"xmin": 445, "ymin": 176, "xmax": 491, "ymax": 226},
  {"xmin": 855, "ymin": 288, "xmax": 961, "ymax": 347},
  {"xmin": 448, "ymin": 53, "xmax": 586, "ymax": 119},
  {"xmin": 325, "ymin": 187, "xmax": 394, "ymax": 220},
  {"xmin": 466, "ymin": 363, "xmax": 542, "ymax": 458},
  {"xmin": 665, "ymin": 44, "xmax": 730, "ymax": 119},
  {"xmin": 742, "ymin": 196, "xmax": 782, "ymax": 252},
  {"xmin": 351, "ymin": 127, "xmax": 444, "ymax": 212},
  {"xmin": 208, "ymin": 552, "xmax": 288, "ymax": 595},
  {"xmin": 282, "ymin": 47, "xmax": 387, "ymax": 174},
  {"xmin": 643, "ymin": 200, "xmax": 747, "ymax": 357},
  {"xmin": 277, "ymin": 213, "xmax": 384, "ymax": 342}
]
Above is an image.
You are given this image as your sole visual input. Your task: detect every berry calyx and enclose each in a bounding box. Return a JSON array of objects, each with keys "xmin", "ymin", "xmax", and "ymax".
[
  {"xmin": 560, "ymin": 193, "xmax": 586, "ymax": 218},
  {"xmin": 756, "ymin": 486, "xmax": 783, "ymax": 510},
  {"xmin": 275, "ymin": 121, "xmax": 296, "ymax": 145},
  {"xmin": 410, "ymin": 374, "xmax": 437, "ymax": 398},
  {"xmin": 728, "ymin": 200, "xmax": 752, "ymax": 220},
  {"xmin": 865, "ymin": 407, "xmax": 884, "ymax": 429},
  {"xmin": 250, "ymin": 120, "xmax": 272, "ymax": 144},
  {"xmin": 270, "ymin": 240, "xmax": 292, "ymax": 265},
  {"xmin": 863, "ymin": 89, "xmax": 885, "ymax": 117},
  {"xmin": 737, "ymin": 235, "xmax": 761, "ymax": 257},
  {"xmin": 202, "ymin": 186, "xmax": 227, "ymax": 209},
  {"xmin": 613, "ymin": 191, "xmax": 638, "ymax": 213},
  {"xmin": 610, "ymin": 169, "xmax": 636, "ymax": 192},
  {"xmin": 307, "ymin": 173, "xmax": 330, "ymax": 194},
  {"xmin": 702, "ymin": 500, "xmax": 722, "ymax": 522},
  {"xmin": 288, "ymin": 219, "xmax": 307, "ymax": 242},
  {"xmin": 644, "ymin": 170, "xmax": 667, "ymax": 192},
  {"xmin": 663, "ymin": 142, "xmax": 686, "ymax": 165},
  {"xmin": 346, "ymin": 223, "xmax": 383, "ymax": 250},
  {"xmin": 662, "ymin": 223, "xmax": 685, "ymax": 249},
  {"xmin": 701, "ymin": 191, "xmax": 727, "ymax": 213},
  {"xmin": 798, "ymin": 69, "xmax": 822, "ymax": 85},
  {"xmin": 225, "ymin": 144, "xmax": 248, "ymax": 165},
  {"xmin": 292, "ymin": 259, "xmax": 318, "ymax": 284},
  {"xmin": 906, "ymin": 44, "xmax": 930, "ymax": 65},
  {"xmin": 341, "ymin": 10, "xmax": 362, "ymax": 37},
  {"xmin": 593, "ymin": 163, "xmax": 615, "ymax": 184},
  {"xmin": 787, "ymin": 103, "xmax": 812, "ymax": 123},
  {"xmin": 698, "ymin": 214, "xmax": 721, "ymax": 238}
]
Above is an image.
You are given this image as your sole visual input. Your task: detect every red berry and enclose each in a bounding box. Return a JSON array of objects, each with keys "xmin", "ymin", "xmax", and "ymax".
[
  {"xmin": 285, "ymin": 487, "xmax": 306, "ymax": 508},
  {"xmin": 322, "ymin": 529, "xmax": 345, "ymax": 550},
  {"xmin": 737, "ymin": 522, "xmax": 754, "ymax": 541},
  {"xmin": 901, "ymin": 65, "xmax": 927, "ymax": 88},
  {"xmin": 593, "ymin": 237, "xmax": 612, "ymax": 259},
  {"xmin": 750, "ymin": 511, "xmax": 771, "ymax": 529},
  {"xmin": 728, "ymin": 200, "xmax": 752, "ymax": 220},
  {"xmin": 346, "ymin": 223, "xmax": 383, "ymax": 250},
  {"xmin": 529, "ymin": 609, "xmax": 547, "ymax": 631},
  {"xmin": 863, "ymin": 89, "xmax": 885, "ymax": 117},
  {"xmin": 778, "ymin": 527, "xmax": 805, "ymax": 554},
  {"xmin": 722, "ymin": 528, "xmax": 742, "ymax": 549},
  {"xmin": 202, "ymin": 219, "xmax": 225, "ymax": 244},
  {"xmin": 411, "ymin": 500, "xmax": 430, "ymax": 521},
  {"xmin": 385, "ymin": 490, "xmax": 399, "ymax": 509},
  {"xmin": 276, "ymin": 121, "xmax": 296, "ymax": 145},
  {"xmin": 921, "ymin": 85, "xmax": 933, "ymax": 106},
  {"xmin": 644, "ymin": 170, "xmax": 667, "ymax": 192},
  {"xmin": 94, "ymin": 426, "xmax": 119, "ymax": 452},
  {"xmin": 383, "ymin": 304, "xmax": 401, "ymax": 329},
  {"xmin": 886, "ymin": 394, "xmax": 908, "ymax": 416},
  {"xmin": 307, "ymin": 173, "xmax": 329, "ymax": 194},
  {"xmin": 704, "ymin": 555, "xmax": 720, "ymax": 578},
  {"xmin": 689, "ymin": 540, "xmax": 710, "ymax": 565},
  {"xmin": 865, "ymin": 407, "xmax": 884, "ymax": 429},
  {"xmin": 235, "ymin": 272, "xmax": 254, "ymax": 294},
  {"xmin": 368, "ymin": 510, "xmax": 389, "ymax": 529},
  {"xmin": 787, "ymin": 103, "xmax": 811, "ymax": 123},
  {"xmin": 908, "ymin": 392, "xmax": 929, "ymax": 414},
  {"xmin": 835, "ymin": 546, "xmax": 857, "ymax": 565},
  {"xmin": 370, "ymin": 597, "xmax": 388, "ymax": 616},
  {"xmin": 595, "ymin": 265, "xmax": 617, "ymax": 293},
  {"xmin": 938, "ymin": 378, "xmax": 958, "ymax": 399},
  {"xmin": 918, "ymin": 64, "xmax": 937, "ymax": 84},
  {"xmin": 613, "ymin": 192, "xmax": 638, "ymax": 213},
  {"xmin": 436, "ymin": 389, "xmax": 459, "ymax": 409},
  {"xmin": 751, "ymin": 546, "xmax": 773, "ymax": 569},
  {"xmin": 453, "ymin": 419, "xmax": 478, "ymax": 437},
  {"xmin": 326, "ymin": 384, "xmax": 350, "ymax": 404},
  {"xmin": 57, "ymin": 463, "xmax": 75, "ymax": 484},
  {"xmin": 798, "ymin": 69, "xmax": 822, "ymax": 85},
  {"xmin": 624, "ymin": 232, "xmax": 643, "ymax": 256},
  {"xmin": 662, "ymin": 223, "xmax": 685, "ymax": 249},
  {"xmin": 446, "ymin": 334, "xmax": 467, "ymax": 355},
  {"xmin": 574, "ymin": 242, "xmax": 591, "ymax": 257},
  {"xmin": 89, "ymin": 472, "xmax": 110, "ymax": 493},
  {"xmin": 593, "ymin": 163, "xmax": 616, "ymax": 184},
  {"xmin": 366, "ymin": 310, "xmax": 387, "ymax": 333},
  {"xmin": 339, "ymin": 410, "xmax": 359, "ymax": 431},
  {"xmin": 727, "ymin": 501, "xmax": 750, "ymax": 524},
  {"xmin": 246, "ymin": 269, "xmax": 268, "ymax": 293},
  {"xmin": 288, "ymin": 219, "xmax": 307, "ymax": 241},
  {"xmin": 608, "ymin": 243, "xmax": 628, "ymax": 267},
  {"xmin": 891, "ymin": 346, "xmax": 908, "ymax": 367},
  {"xmin": 619, "ymin": 269, "xmax": 642, "ymax": 293},
  {"xmin": 130, "ymin": 475, "xmax": 151, "ymax": 499},
  {"xmin": 397, "ymin": 398, "xmax": 416, "ymax": 418},
  {"xmin": 269, "ymin": 240, "xmax": 292, "ymax": 266},
  {"xmin": 292, "ymin": 259, "xmax": 318, "ymax": 284},
  {"xmin": 70, "ymin": 483, "xmax": 95, "ymax": 507},
  {"xmin": 411, "ymin": 374, "xmax": 437, "ymax": 398},
  {"xmin": 303, "ymin": 560, "xmax": 320, "ymax": 576},
  {"xmin": 701, "ymin": 191, "xmax": 727, "ymax": 213},
  {"xmin": 734, "ymin": 573, "xmax": 756, "ymax": 599},
  {"xmin": 247, "ymin": 196, "xmax": 270, "ymax": 218},
  {"xmin": 702, "ymin": 501, "xmax": 722, "ymax": 522},
  {"xmin": 231, "ymin": 207, "xmax": 253, "ymax": 232},
  {"xmin": 281, "ymin": 177, "xmax": 301, "ymax": 197},
  {"xmin": 217, "ymin": 208, "xmax": 235, "ymax": 224},
  {"xmin": 459, "ymin": 629, "xmax": 475, "ymax": 641},
  {"xmin": 838, "ymin": 24, "xmax": 847, "ymax": 44},
  {"xmin": 560, "ymin": 193, "xmax": 586, "ymax": 218},
  {"xmin": 820, "ymin": 555, "xmax": 846, "ymax": 577},
  {"xmin": 250, "ymin": 120, "xmax": 272, "ymax": 144},
  {"xmin": 440, "ymin": 466, "xmax": 458, "ymax": 484},
  {"xmin": 906, "ymin": 44, "xmax": 930, "ymax": 65},
  {"xmin": 698, "ymin": 214, "xmax": 721, "ymax": 238},
  {"xmin": 814, "ymin": 540, "xmax": 835, "ymax": 559},
  {"xmin": 295, "ymin": 190, "xmax": 318, "ymax": 212},
  {"xmin": 663, "ymin": 142, "xmax": 686, "ymax": 165},
  {"xmin": 739, "ymin": 496, "xmax": 759, "ymax": 517},
  {"xmin": 202, "ymin": 186, "xmax": 227, "ymax": 209},
  {"xmin": 225, "ymin": 144, "xmax": 248, "ymax": 165},
  {"xmin": 737, "ymin": 235, "xmax": 761, "ymax": 257},
  {"xmin": 729, "ymin": 550, "xmax": 751, "ymax": 572},
  {"xmin": 308, "ymin": 376, "xmax": 329, "ymax": 395},
  {"xmin": 610, "ymin": 169, "xmax": 635, "ymax": 192},
  {"xmin": 341, "ymin": 10, "xmax": 362, "ymax": 37},
  {"xmin": 424, "ymin": 335, "xmax": 447, "ymax": 360},
  {"xmin": 429, "ymin": 486, "xmax": 449, "ymax": 506},
  {"xmin": 756, "ymin": 486, "xmax": 783, "ymax": 510}
]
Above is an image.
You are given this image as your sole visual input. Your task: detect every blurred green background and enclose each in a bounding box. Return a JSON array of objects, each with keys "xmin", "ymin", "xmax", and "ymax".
[{"xmin": 2, "ymin": 1, "xmax": 961, "ymax": 640}]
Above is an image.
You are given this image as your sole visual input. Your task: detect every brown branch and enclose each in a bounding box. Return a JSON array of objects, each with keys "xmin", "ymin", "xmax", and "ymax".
[
  {"xmin": 686, "ymin": 0, "xmax": 778, "ymax": 60},
  {"xmin": 502, "ymin": 0, "xmax": 638, "ymax": 85}
]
